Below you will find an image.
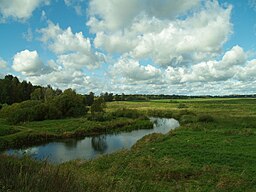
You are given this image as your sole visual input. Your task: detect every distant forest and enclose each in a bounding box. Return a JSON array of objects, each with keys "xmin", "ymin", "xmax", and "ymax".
[{"xmin": 0, "ymin": 75, "xmax": 256, "ymax": 106}]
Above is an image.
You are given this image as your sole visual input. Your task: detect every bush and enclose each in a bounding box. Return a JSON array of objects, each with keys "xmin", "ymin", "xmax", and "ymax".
[
  {"xmin": 45, "ymin": 105, "xmax": 62, "ymax": 120},
  {"xmin": 177, "ymin": 103, "xmax": 188, "ymax": 108},
  {"xmin": 180, "ymin": 115, "xmax": 197, "ymax": 124},
  {"xmin": 147, "ymin": 110, "xmax": 173, "ymax": 118},
  {"xmin": 7, "ymin": 108, "xmax": 34, "ymax": 124},
  {"xmin": 88, "ymin": 112, "xmax": 113, "ymax": 122},
  {"xmin": 90, "ymin": 97, "xmax": 106, "ymax": 115},
  {"xmin": 123, "ymin": 119, "xmax": 153, "ymax": 131},
  {"xmin": 0, "ymin": 101, "xmax": 41, "ymax": 119},
  {"xmin": 3, "ymin": 91, "xmax": 89, "ymax": 124},
  {"xmin": 197, "ymin": 114, "xmax": 214, "ymax": 123},
  {"xmin": 112, "ymin": 108, "xmax": 142, "ymax": 119}
]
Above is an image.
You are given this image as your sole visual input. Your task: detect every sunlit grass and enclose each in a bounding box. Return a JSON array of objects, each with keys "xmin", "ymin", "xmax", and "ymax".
[{"xmin": 1, "ymin": 98, "xmax": 256, "ymax": 191}]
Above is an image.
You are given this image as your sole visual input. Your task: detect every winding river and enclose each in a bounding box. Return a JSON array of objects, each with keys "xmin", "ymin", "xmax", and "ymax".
[{"xmin": 5, "ymin": 118, "xmax": 179, "ymax": 164}]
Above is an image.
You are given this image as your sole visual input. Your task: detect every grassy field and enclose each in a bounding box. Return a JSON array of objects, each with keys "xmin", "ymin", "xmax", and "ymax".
[{"xmin": 1, "ymin": 98, "xmax": 256, "ymax": 191}]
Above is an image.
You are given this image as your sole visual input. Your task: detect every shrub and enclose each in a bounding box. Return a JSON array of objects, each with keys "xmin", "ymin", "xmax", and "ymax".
[
  {"xmin": 88, "ymin": 112, "xmax": 113, "ymax": 122},
  {"xmin": 45, "ymin": 105, "xmax": 62, "ymax": 119},
  {"xmin": 0, "ymin": 100, "xmax": 41, "ymax": 119},
  {"xmin": 180, "ymin": 115, "xmax": 197, "ymax": 124},
  {"xmin": 7, "ymin": 108, "xmax": 34, "ymax": 124},
  {"xmin": 147, "ymin": 110, "xmax": 173, "ymax": 118},
  {"xmin": 112, "ymin": 108, "xmax": 142, "ymax": 119},
  {"xmin": 123, "ymin": 119, "xmax": 153, "ymax": 131},
  {"xmin": 177, "ymin": 103, "xmax": 188, "ymax": 108},
  {"xmin": 3, "ymin": 91, "xmax": 89, "ymax": 124},
  {"xmin": 2, "ymin": 100, "xmax": 43, "ymax": 124},
  {"xmin": 48, "ymin": 91, "xmax": 88, "ymax": 118},
  {"xmin": 90, "ymin": 97, "xmax": 106, "ymax": 115},
  {"xmin": 197, "ymin": 114, "xmax": 214, "ymax": 123}
]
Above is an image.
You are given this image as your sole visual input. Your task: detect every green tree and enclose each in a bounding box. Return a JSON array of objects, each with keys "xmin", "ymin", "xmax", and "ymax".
[
  {"xmin": 85, "ymin": 92, "xmax": 94, "ymax": 106},
  {"xmin": 90, "ymin": 97, "xmax": 106, "ymax": 116},
  {"xmin": 31, "ymin": 88, "xmax": 44, "ymax": 100}
]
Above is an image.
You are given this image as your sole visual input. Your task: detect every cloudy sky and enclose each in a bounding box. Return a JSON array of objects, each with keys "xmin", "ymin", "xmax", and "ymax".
[{"xmin": 0, "ymin": 0, "xmax": 256, "ymax": 95}]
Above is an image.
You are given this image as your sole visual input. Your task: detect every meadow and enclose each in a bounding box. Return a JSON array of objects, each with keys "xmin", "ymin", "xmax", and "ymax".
[{"xmin": 1, "ymin": 98, "xmax": 256, "ymax": 191}]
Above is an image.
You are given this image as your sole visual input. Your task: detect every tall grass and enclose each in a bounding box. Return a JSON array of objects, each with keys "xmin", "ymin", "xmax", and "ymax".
[{"xmin": 0, "ymin": 155, "xmax": 85, "ymax": 192}]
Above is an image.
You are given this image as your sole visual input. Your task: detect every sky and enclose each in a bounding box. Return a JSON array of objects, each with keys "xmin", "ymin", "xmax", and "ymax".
[{"xmin": 0, "ymin": 0, "xmax": 256, "ymax": 95}]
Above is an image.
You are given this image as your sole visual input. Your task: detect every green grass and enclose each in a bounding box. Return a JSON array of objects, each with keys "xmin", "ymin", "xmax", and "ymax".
[
  {"xmin": 0, "ymin": 155, "xmax": 85, "ymax": 192},
  {"xmin": 1, "ymin": 98, "xmax": 256, "ymax": 191},
  {"xmin": 0, "ymin": 117, "xmax": 152, "ymax": 150}
]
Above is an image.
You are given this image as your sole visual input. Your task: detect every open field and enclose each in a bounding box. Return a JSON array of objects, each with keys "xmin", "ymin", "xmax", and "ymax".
[{"xmin": 1, "ymin": 98, "xmax": 256, "ymax": 191}]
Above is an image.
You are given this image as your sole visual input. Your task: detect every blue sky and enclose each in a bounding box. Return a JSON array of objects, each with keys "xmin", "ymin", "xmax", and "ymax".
[{"xmin": 0, "ymin": 0, "xmax": 256, "ymax": 95}]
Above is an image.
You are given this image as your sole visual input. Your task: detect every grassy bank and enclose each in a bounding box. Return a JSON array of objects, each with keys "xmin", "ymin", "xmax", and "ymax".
[
  {"xmin": 1, "ymin": 98, "xmax": 256, "ymax": 191},
  {"xmin": 0, "ymin": 117, "xmax": 152, "ymax": 150}
]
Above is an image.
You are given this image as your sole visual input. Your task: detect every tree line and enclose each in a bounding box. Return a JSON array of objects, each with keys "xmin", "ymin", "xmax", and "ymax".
[
  {"xmin": 0, "ymin": 75, "xmax": 102, "ymax": 124},
  {"xmin": 0, "ymin": 75, "xmax": 35, "ymax": 104}
]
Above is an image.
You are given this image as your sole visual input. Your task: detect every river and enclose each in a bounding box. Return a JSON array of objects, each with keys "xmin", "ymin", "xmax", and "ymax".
[{"xmin": 4, "ymin": 118, "xmax": 179, "ymax": 164}]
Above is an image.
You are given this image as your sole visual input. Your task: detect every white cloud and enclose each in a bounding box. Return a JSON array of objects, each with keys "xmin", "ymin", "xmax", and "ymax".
[
  {"xmin": 89, "ymin": 1, "xmax": 232, "ymax": 66},
  {"xmin": 12, "ymin": 50, "xmax": 52, "ymax": 76},
  {"xmin": 27, "ymin": 69, "xmax": 92, "ymax": 93},
  {"xmin": 0, "ymin": 0, "xmax": 49, "ymax": 21},
  {"xmin": 107, "ymin": 45, "xmax": 256, "ymax": 94},
  {"xmin": 88, "ymin": 0, "xmax": 200, "ymax": 32},
  {"xmin": 111, "ymin": 57, "xmax": 162, "ymax": 84},
  {"xmin": 64, "ymin": 0, "xmax": 85, "ymax": 15},
  {"xmin": 164, "ymin": 45, "xmax": 248, "ymax": 83},
  {"xmin": 94, "ymin": 31, "xmax": 137, "ymax": 53},
  {"xmin": 0, "ymin": 58, "xmax": 7, "ymax": 68},
  {"xmin": 57, "ymin": 52, "xmax": 104, "ymax": 70},
  {"xmin": 237, "ymin": 59, "xmax": 256, "ymax": 81},
  {"xmin": 136, "ymin": 2, "xmax": 232, "ymax": 66},
  {"xmin": 23, "ymin": 28, "xmax": 33, "ymax": 41},
  {"xmin": 86, "ymin": 0, "xmax": 256, "ymax": 95},
  {"xmin": 38, "ymin": 21, "xmax": 104, "ymax": 70},
  {"xmin": 220, "ymin": 45, "xmax": 246, "ymax": 68},
  {"xmin": 39, "ymin": 21, "xmax": 91, "ymax": 54},
  {"xmin": 1, "ymin": 0, "xmax": 254, "ymax": 96}
]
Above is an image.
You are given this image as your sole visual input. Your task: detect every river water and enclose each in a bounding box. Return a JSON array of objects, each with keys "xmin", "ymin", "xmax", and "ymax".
[{"xmin": 5, "ymin": 118, "xmax": 179, "ymax": 164}]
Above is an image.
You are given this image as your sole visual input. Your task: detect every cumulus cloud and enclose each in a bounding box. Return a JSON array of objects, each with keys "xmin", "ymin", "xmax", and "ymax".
[
  {"xmin": 89, "ymin": 1, "xmax": 232, "ymax": 66},
  {"xmin": 0, "ymin": 58, "xmax": 7, "ymax": 68},
  {"xmin": 2, "ymin": 0, "xmax": 254, "ymax": 96},
  {"xmin": 39, "ymin": 22, "xmax": 91, "ymax": 54},
  {"xmin": 164, "ymin": 45, "xmax": 247, "ymax": 83},
  {"xmin": 236, "ymin": 59, "xmax": 256, "ymax": 81},
  {"xmin": 38, "ymin": 21, "xmax": 105, "ymax": 69},
  {"xmin": 108, "ymin": 45, "xmax": 256, "ymax": 94},
  {"xmin": 0, "ymin": 0, "xmax": 49, "ymax": 21},
  {"xmin": 85, "ymin": 0, "xmax": 256, "ymax": 95},
  {"xmin": 88, "ymin": 0, "xmax": 200, "ymax": 32},
  {"xmin": 64, "ymin": 0, "xmax": 86, "ymax": 15},
  {"xmin": 27, "ymin": 69, "xmax": 92, "ymax": 93},
  {"xmin": 12, "ymin": 50, "xmax": 52, "ymax": 76},
  {"xmin": 111, "ymin": 57, "xmax": 162, "ymax": 82}
]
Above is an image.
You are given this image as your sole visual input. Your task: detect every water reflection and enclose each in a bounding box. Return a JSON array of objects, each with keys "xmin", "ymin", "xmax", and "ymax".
[
  {"xmin": 5, "ymin": 118, "xmax": 179, "ymax": 164},
  {"xmin": 91, "ymin": 136, "xmax": 107, "ymax": 153},
  {"xmin": 64, "ymin": 139, "xmax": 78, "ymax": 149}
]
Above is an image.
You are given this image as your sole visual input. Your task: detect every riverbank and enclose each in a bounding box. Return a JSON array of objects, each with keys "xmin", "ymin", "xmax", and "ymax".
[
  {"xmin": 1, "ymin": 98, "xmax": 256, "ymax": 191},
  {"xmin": 0, "ymin": 117, "xmax": 153, "ymax": 151}
]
